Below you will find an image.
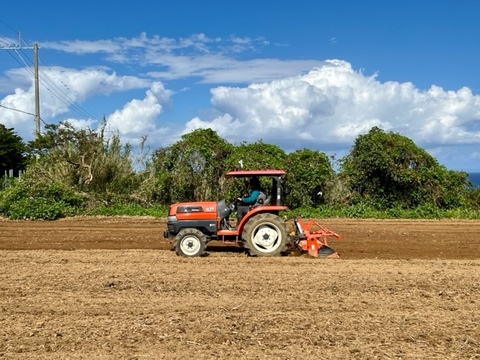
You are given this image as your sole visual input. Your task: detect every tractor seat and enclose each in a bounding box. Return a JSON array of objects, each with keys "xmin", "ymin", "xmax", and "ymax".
[
  {"xmin": 252, "ymin": 192, "xmax": 272, "ymax": 208},
  {"xmin": 252, "ymin": 191, "xmax": 266, "ymax": 208},
  {"xmin": 263, "ymin": 195, "xmax": 272, "ymax": 205}
]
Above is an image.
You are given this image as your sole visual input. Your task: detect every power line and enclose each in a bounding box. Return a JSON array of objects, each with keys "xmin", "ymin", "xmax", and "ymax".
[
  {"xmin": 0, "ymin": 104, "xmax": 49, "ymax": 129},
  {"xmin": 0, "ymin": 18, "xmax": 18, "ymax": 34},
  {"xmin": 0, "ymin": 19, "xmax": 24, "ymax": 49},
  {"xmin": 0, "ymin": 104, "xmax": 35, "ymax": 116},
  {"xmin": 37, "ymin": 61, "xmax": 99, "ymax": 120},
  {"xmin": 0, "ymin": 28, "xmax": 40, "ymax": 134},
  {"xmin": 1, "ymin": 29, "xmax": 101, "ymax": 133},
  {"xmin": 11, "ymin": 44, "xmax": 99, "ymax": 121},
  {"xmin": 3, "ymin": 48, "xmax": 30, "ymax": 73},
  {"xmin": 0, "ymin": 36, "xmax": 14, "ymax": 47},
  {"xmin": 12, "ymin": 48, "xmax": 34, "ymax": 75}
]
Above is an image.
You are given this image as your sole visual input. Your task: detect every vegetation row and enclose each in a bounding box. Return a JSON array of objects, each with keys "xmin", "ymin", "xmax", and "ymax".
[{"xmin": 1, "ymin": 122, "xmax": 479, "ymax": 220}]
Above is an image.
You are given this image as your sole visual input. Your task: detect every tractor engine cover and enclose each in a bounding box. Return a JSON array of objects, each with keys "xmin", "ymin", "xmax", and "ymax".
[{"xmin": 165, "ymin": 201, "xmax": 218, "ymax": 237}]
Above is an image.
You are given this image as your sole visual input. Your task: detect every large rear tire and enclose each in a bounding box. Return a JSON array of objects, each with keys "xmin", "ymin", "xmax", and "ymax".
[
  {"xmin": 242, "ymin": 213, "xmax": 288, "ymax": 256},
  {"xmin": 174, "ymin": 228, "xmax": 207, "ymax": 257}
]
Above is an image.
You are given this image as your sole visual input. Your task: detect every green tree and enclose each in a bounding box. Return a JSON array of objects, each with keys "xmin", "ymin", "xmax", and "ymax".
[
  {"xmin": 225, "ymin": 140, "xmax": 286, "ymax": 171},
  {"xmin": 90, "ymin": 135, "xmax": 140, "ymax": 196},
  {"xmin": 0, "ymin": 124, "xmax": 26, "ymax": 177},
  {"xmin": 27, "ymin": 121, "xmax": 141, "ymax": 202},
  {"xmin": 283, "ymin": 149, "xmax": 334, "ymax": 208},
  {"xmin": 224, "ymin": 141, "xmax": 287, "ymax": 200},
  {"xmin": 149, "ymin": 128, "xmax": 234, "ymax": 203},
  {"xmin": 340, "ymin": 126, "xmax": 469, "ymax": 209},
  {"xmin": 27, "ymin": 122, "xmax": 104, "ymax": 187}
]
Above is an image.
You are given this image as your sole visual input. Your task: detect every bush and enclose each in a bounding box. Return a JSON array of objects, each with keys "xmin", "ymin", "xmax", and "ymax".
[
  {"xmin": 6, "ymin": 197, "xmax": 79, "ymax": 220},
  {"xmin": 0, "ymin": 176, "xmax": 16, "ymax": 191},
  {"xmin": 411, "ymin": 204, "xmax": 442, "ymax": 219},
  {"xmin": 0, "ymin": 176, "xmax": 85, "ymax": 220},
  {"xmin": 465, "ymin": 188, "xmax": 480, "ymax": 210}
]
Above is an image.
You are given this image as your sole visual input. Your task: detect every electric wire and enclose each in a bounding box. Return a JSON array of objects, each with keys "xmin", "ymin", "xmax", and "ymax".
[
  {"xmin": 7, "ymin": 47, "xmax": 100, "ymax": 122},
  {"xmin": 0, "ymin": 18, "xmax": 17, "ymax": 34},
  {"xmin": 0, "ymin": 104, "xmax": 35, "ymax": 116},
  {"xmin": 0, "ymin": 37, "xmax": 14, "ymax": 47},
  {"xmin": 17, "ymin": 48, "xmax": 98, "ymax": 120},
  {"xmin": 0, "ymin": 19, "xmax": 46, "ymax": 126},
  {"xmin": 1, "ymin": 20, "xmax": 101, "ymax": 125},
  {"xmin": 15, "ymin": 47, "xmax": 97, "ymax": 119},
  {"xmin": 38, "ymin": 60, "xmax": 99, "ymax": 120},
  {"xmin": 0, "ymin": 19, "xmax": 20, "ymax": 48},
  {"xmin": 5, "ymin": 48, "xmax": 29, "ymax": 71}
]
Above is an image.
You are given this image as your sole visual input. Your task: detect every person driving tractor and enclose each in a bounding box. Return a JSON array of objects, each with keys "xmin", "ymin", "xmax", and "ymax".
[{"xmin": 236, "ymin": 177, "xmax": 266, "ymax": 224}]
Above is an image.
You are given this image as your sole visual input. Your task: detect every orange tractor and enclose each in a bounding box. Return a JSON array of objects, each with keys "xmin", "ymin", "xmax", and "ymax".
[{"xmin": 163, "ymin": 170, "xmax": 341, "ymax": 258}]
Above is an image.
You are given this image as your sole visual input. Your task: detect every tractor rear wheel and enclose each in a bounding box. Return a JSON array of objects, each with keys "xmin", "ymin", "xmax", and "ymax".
[
  {"xmin": 242, "ymin": 213, "xmax": 288, "ymax": 256},
  {"xmin": 174, "ymin": 228, "xmax": 207, "ymax": 257}
]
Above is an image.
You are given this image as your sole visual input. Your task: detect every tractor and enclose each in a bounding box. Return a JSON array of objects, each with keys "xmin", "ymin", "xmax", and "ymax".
[{"xmin": 163, "ymin": 170, "xmax": 341, "ymax": 258}]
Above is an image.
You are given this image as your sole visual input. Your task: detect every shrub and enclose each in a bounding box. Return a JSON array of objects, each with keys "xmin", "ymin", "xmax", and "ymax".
[{"xmin": 0, "ymin": 175, "xmax": 85, "ymax": 220}]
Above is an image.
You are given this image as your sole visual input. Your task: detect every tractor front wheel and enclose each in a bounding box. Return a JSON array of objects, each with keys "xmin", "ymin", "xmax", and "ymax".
[
  {"xmin": 174, "ymin": 228, "xmax": 207, "ymax": 257},
  {"xmin": 242, "ymin": 213, "xmax": 288, "ymax": 256}
]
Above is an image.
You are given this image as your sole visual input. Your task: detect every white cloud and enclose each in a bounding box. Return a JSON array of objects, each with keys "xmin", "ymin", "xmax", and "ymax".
[
  {"xmin": 41, "ymin": 39, "xmax": 122, "ymax": 54},
  {"xmin": 0, "ymin": 66, "xmax": 152, "ymax": 141},
  {"xmin": 41, "ymin": 33, "xmax": 264, "ymax": 57},
  {"xmin": 0, "ymin": 87, "xmax": 37, "ymax": 139},
  {"xmin": 40, "ymin": 34, "xmax": 320, "ymax": 84},
  {"xmin": 184, "ymin": 60, "xmax": 480, "ymax": 153},
  {"xmin": 0, "ymin": 79, "xmax": 173, "ymax": 149},
  {"xmin": 62, "ymin": 117, "xmax": 97, "ymax": 130},
  {"xmin": 105, "ymin": 82, "xmax": 172, "ymax": 144},
  {"xmin": 148, "ymin": 57, "xmax": 324, "ymax": 83}
]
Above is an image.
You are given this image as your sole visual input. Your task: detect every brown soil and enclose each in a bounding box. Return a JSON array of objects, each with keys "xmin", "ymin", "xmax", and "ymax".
[{"xmin": 0, "ymin": 217, "xmax": 479, "ymax": 359}]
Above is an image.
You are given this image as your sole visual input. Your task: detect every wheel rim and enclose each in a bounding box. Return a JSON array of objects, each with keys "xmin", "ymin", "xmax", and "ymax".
[
  {"xmin": 251, "ymin": 224, "xmax": 282, "ymax": 253},
  {"xmin": 180, "ymin": 236, "xmax": 201, "ymax": 256}
]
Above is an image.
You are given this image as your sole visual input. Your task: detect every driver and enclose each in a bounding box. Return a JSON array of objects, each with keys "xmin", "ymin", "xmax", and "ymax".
[{"xmin": 236, "ymin": 177, "xmax": 265, "ymax": 224}]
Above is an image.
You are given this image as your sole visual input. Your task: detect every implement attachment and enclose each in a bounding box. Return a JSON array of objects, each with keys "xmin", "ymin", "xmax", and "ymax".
[{"xmin": 290, "ymin": 218, "xmax": 341, "ymax": 258}]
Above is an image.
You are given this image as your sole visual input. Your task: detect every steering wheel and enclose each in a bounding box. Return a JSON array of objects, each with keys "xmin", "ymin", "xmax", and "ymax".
[{"xmin": 228, "ymin": 197, "xmax": 239, "ymax": 212}]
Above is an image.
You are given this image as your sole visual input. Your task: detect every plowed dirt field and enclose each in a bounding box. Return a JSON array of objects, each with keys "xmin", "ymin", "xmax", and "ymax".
[{"xmin": 1, "ymin": 217, "xmax": 479, "ymax": 359}]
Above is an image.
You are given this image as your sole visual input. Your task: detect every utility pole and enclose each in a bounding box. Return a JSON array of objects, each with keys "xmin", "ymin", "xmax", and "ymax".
[
  {"xmin": 33, "ymin": 43, "xmax": 40, "ymax": 136},
  {"xmin": 0, "ymin": 33, "xmax": 40, "ymax": 136}
]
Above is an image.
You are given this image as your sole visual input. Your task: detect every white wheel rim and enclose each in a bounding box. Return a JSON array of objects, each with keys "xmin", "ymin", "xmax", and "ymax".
[
  {"xmin": 180, "ymin": 236, "xmax": 201, "ymax": 256},
  {"xmin": 251, "ymin": 224, "xmax": 281, "ymax": 253}
]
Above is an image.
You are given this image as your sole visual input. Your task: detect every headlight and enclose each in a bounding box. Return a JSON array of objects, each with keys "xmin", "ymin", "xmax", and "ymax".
[{"xmin": 167, "ymin": 215, "xmax": 177, "ymax": 222}]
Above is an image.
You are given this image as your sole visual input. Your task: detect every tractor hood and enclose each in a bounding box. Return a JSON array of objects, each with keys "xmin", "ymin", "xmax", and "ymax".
[{"xmin": 168, "ymin": 201, "xmax": 218, "ymax": 220}]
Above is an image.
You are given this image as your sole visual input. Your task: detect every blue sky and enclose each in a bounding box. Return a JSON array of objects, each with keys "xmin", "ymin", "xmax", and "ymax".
[{"xmin": 1, "ymin": 0, "xmax": 479, "ymax": 171}]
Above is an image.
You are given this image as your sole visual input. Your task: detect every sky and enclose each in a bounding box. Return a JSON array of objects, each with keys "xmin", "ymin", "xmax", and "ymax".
[{"xmin": 1, "ymin": 0, "xmax": 480, "ymax": 172}]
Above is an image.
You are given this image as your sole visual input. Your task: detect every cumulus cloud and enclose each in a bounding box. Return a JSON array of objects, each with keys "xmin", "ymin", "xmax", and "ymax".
[
  {"xmin": 0, "ymin": 87, "xmax": 38, "ymax": 139},
  {"xmin": 0, "ymin": 66, "xmax": 152, "ymax": 141},
  {"xmin": 62, "ymin": 117, "xmax": 97, "ymax": 130},
  {"xmin": 105, "ymin": 82, "xmax": 172, "ymax": 144},
  {"xmin": 36, "ymin": 82, "xmax": 174, "ymax": 147},
  {"xmin": 184, "ymin": 60, "xmax": 480, "ymax": 154}
]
